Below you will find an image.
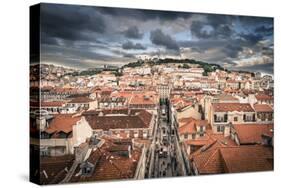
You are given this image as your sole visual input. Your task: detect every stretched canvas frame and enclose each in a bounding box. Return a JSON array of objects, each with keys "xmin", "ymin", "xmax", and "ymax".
[{"xmin": 30, "ymin": 3, "xmax": 274, "ymax": 185}]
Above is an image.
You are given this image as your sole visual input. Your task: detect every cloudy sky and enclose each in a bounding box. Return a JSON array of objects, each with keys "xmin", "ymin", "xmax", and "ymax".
[{"xmin": 40, "ymin": 3, "xmax": 274, "ymax": 74}]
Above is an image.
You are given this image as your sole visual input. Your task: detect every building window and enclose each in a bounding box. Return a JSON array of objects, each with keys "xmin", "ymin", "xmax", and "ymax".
[
  {"xmin": 234, "ymin": 117, "xmax": 238, "ymax": 121},
  {"xmin": 268, "ymin": 113, "xmax": 272, "ymax": 121},
  {"xmin": 261, "ymin": 113, "xmax": 266, "ymax": 121},
  {"xmin": 224, "ymin": 114, "xmax": 228, "ymax": 122},
  {"xmin": 217, "ymin": 125, "xmax": 225, "ymax": 132},
  {"xmin": 253, "ymin": 114, "xmax": 256, "ymax": 121},
  {"xmin": 192, "ymin": 134, "xmax": 196, "ymax": 139},
  {"xmin": 214, "ymin": 115, "xmax": 224, "ymax": 122}
]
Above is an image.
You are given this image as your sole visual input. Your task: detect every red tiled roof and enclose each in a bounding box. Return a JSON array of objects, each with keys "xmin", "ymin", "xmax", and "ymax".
[
  {"xmin": 70, "ymin": 139, "xmax": 141, "ymax": 182},
  {"xmin": 45, "ymin": 114, "xmax": 81, "ymax": 134},
  {"xmin": 253, "ymin": 104, "xmax": 273, "ymax": 112},
  {"xmin": 178, "ymin": 118, "xmax": 208, "ymax": 135},
  {"xmin": 220, "ymin": 145, "xmax": 273, "ymax": 173},
  {"xmin": 233, "ymin": 124, "xmax": 273, "ymax": 144},
  {"xmin": 255, "ymin": 94, "xmax": 273, "ymax": 101},
  {"xmin": 129, "ymin": 94, "xmax": 156, "ymax": 105},
  {"xmin": 212, "ymin": 103, "xmax": 254, "ymax": 112},
  {"xmin": 41, "ymin": 101, "xmax": 65, "ymax": 107},
  {"xmin": 69, "ymin": 97, "xmax": 94, "ymax": 103},
  {"xmin": 191, "ymin": 143, "xmax": 273, "ymax": 174},
  {"xmin": 190, "ymin": 141, "xmax": 227, "ymax": 174},
  {"xmin": 40, "ymin": 155, "xmax": 74, "ymax": 185},
  {"xmin": 171, "ymin": 98, "xmax": 193, "ymax": 111},
  {"xmin": 185, "ymin": 131, "xmax": 236, "ymax": 147},
  {"xmin": 85, "ymin": 110, "xmax": 152, "ymax": 131},
  {"xmin": 216, "ymin": 94, "xmax": 239, "ymax": 102}
]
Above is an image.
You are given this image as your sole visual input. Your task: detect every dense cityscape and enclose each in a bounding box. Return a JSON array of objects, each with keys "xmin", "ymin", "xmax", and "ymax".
[
  {"xmin": 30, "ymin": 58, "xmax": 273, "ymax": 184},
  {"xmin": 29, "ymin": 3, "xmax": 274, "ymax": 185}
]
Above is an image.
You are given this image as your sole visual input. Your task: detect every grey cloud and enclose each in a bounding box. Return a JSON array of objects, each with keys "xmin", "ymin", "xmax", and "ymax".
[
  {"xmin": 41, "ymin": 4, "xmax": 106, "ymax": 43},
  {"xmin": 233, "ymin": 63, "xmax": 273, "ymax": 74},
  {"xmin": 190, "ymin": 21, "xmax": 214, "ymax": 39},
  {"xmin": 222, "ymin": 44, "xmax": 243, "ymax": 58},
  {"xmin": 122, "ymin": 41, "xmax": 146, "ymax": 50},
  {"xmin": 255, "ymin": 25, "xmax": 273, "ymax": 36},
  {"xmin": 123, "ymin": 26, "xmax": 143, "ymax": 39},
  {"xmin": 237, "ymin": 16, "xmax": 273, "ymax": 27},
  {"xmin": 150, "ymin": 29, "xmax": 179, "ymax": 51},
  {"xmin": 190, "ymin": 17, "xmax": 233, "ymax": 40},
  {"xmin": 239, "ymin": 33, "xmax": 264, "ymax": 45},
  {"xmin": 95, "ymin": 7, "xmax": 192, "ymax": 21}
]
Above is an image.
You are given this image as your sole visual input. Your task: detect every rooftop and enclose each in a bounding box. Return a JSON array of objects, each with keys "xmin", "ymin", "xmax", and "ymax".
[
  {"xmin": 84, "ymin": 109, "xmax": 152, "ymax": 131},
  {"xmin": 233, "ymin": 124, "xmax": 273, "ymax": 144},
  {"xmin": 45, "ymin": 114, "xmax": 81, "ymax": 135},
  {"xmin": 69, "ymin": 96, "xmax": 94, "ymax": 103},
  {"xmin": 253, "ymin": 104, "xmax": 273, "ymax": 112},
  {"xmin": 70, "ymin": 139, "xmax": 141, "ymax": 182},
  {"xmin": 212, "ymin": 103, "xmax": 254, "ymax": 112}
]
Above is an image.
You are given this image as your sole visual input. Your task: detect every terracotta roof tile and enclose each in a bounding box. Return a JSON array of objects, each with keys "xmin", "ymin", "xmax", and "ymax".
[
  {"xmin": 70, "ymin": 139, "xmax": 141, "ymax": 182},
  {"xmin": 178, "ymin": 118, "xmax": 208, "ymax": 135},
  {"xmin": 40, "ymin": 155, "xmax": 74, "ymax": 184},
  {"xmin": 212, "ymin": 103, "xmax": 254, "ymax": 112},
  {"xmin": 233, "ymin": 124, "xmax": 273, "ymax": 144},
  {"xmin": 220, "ymin": 145, "xmax": 273, "ymax": 173},
  {"xmin": 255, "ymin": 94, "xmax": 273, "ymax": 100},
  {"xmin": 191, "ymin": 143, "xmax": 273, "ymax": 174},
  {"xmin": 41, "ymin": 101, "xmax": 65, "ymax": 107},
  {"xmin": 45, "ymin": 114, "xmax": 81, "ymax": 134},
  {"xmin": 253, "ymin": 104, "xmax": 273, "ymax": 112},
  {"xmin": 85, "ymin": 109, "xmax": 152, "ymax": 131},
  {"xmin": 69, "ymin": 97, "xmax": 94, "ymax": 103}
]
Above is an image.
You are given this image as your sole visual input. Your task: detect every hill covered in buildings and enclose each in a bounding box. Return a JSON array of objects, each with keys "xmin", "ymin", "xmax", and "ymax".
[{"xmin": 122, "ymin": 58, "xmax": 226, "ymax": 76}]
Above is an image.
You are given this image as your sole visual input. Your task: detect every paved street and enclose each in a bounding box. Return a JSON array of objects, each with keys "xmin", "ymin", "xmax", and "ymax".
[{"xmin": 147, "ymin": 102, "xmax": 183, "ymax": 178}]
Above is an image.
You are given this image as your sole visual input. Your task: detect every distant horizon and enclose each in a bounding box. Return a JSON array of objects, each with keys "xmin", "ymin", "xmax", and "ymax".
[{"xmin": 38, "ymin": 61, "xmax": 273, "ymax": 77}]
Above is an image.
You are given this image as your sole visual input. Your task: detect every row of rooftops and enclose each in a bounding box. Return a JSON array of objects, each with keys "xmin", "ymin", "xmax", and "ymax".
[
  {"xmin": 83, "ymin": 109, "xmax": 153, "ymax": 131},
  {"xmin": 69, "ymin": 137, "xmax": 141, "ymax": 182},
  {"xmin": 182, "ymin": 123, "xmax": 273, "ymax": 174},
  {"xmin": 212, "ymin": 103, "xmax": 273, "ymax": 113},
  {"xmin": 39, "ymin": 136, "xmax": 143, "ymax": 184},
  {"xmin": 41, "ymin": 108, "xmax": 153, "ymax": 137},
  {"xmin": 190, "ymin": 142, "xmax": 273, "ymax": 174}
]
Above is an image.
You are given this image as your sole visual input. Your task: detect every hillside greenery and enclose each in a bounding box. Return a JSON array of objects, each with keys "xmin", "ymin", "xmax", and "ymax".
[{"xmin": 122, "ymin": 58, "xmax": 226, "ymax": 75}]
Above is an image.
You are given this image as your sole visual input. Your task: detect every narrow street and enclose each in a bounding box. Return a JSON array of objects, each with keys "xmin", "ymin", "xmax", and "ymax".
[{"xmin": 147, "ymin": 100, "xmax": 186, "ymax": 178}]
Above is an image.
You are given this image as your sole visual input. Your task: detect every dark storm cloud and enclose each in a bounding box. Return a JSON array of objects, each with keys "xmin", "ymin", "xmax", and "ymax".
[
  {"xmin": 42, "ymin": 45, "xmax": 113, "ymax": 62},
  {"xmin": 179, "ymin": 39, "xmax": 227, "ymax": 51},
  {"xmin": 123, "ymin": 53, "xmax": 136, "ymax": 58},
  {"xmin": 150, "ymin": 29, "xmax": 179, "ymax": 51},
  {"xmin": 40, "ymin": 3, "xmax": 273, "ymax": 74},
  {"xmin": 41, "ymin": 3, "xmax": 106, "ymax": 43},
  {"xmin": 255, "ymin": 25, "xmax": 274, "ymax": 36},
  {"xmin": 41, "ymin": 32, "xmax": 59, "ymax": 45},
  {"xmin": 237, "ymin": 16, "xmax": 273, "ymax": 27},
  {"xmin": 122, "ymin": 41, "xmax": 146, "ymax": 50},
  {"xmin": 239, "ymin": 33, "xmax": 264, "ymax": 45},
  {"xmin": 190, "ymin": 15, "xmax": 233, "ymax": 40},
  {"xmin": 233, "ymin": 63, "xmax": 273, "ymax": 74},
  {"xmin": 190, "ymin": 21, "xmax": 214, "ymax": 39},
  {"xmin": 261, "ymin": 46, "xmax": 274, "ymax": 56},
  {"xmin": 95, "ymin": 6, "xmax": 192, "ymax": 21},
  {"xmin": 222, "ymin": 44, "xmax": 243, "ymax": 58},
  {"xmin": 123, "ymin": 26, "xmax": 143, "ymax": 39}
]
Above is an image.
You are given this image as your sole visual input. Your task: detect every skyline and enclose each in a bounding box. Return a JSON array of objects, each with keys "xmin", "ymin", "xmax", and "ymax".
[{"xmin": 40, "ymin": 3, "xmax": 273, "ymax": 74}]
